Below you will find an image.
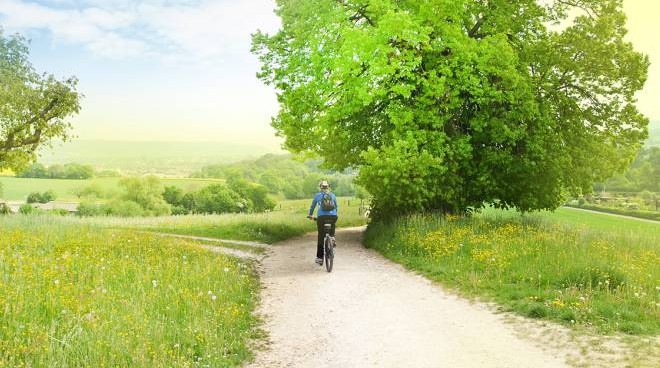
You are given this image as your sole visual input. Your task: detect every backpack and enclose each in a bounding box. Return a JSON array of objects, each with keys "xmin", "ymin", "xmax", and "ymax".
[{"xmin": 320, "ymin": 192, "xmax": 336, "ymax": 211}]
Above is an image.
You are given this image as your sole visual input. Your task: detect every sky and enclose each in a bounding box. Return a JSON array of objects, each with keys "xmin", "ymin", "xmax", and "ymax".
[{"xmin": 0, "ymin": 0, "xmax": 658, "ymax": 148}]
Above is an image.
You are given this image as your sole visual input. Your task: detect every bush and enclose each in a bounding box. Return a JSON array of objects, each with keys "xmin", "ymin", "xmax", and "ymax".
[
  {"xmin": 77, "ymin": 202, "xmax": 104, "ymax": 217},
  {"xmin": 26, "ymin": 192, "xmax": 41, "ymax": 204},
  {"xmin": 19, "ymin": 204, "xmax": 34, "ymax": 214},
  {"xmin": 0, "ymin": 203, "xmax": 10, "ymax": 215},
  {"xmin": 104, "ymin": 200, "xmax": 145, "ymax": 217},
  {"xmin": 26, "ymin": 190, "xmax": 56, "ymax": 204}
]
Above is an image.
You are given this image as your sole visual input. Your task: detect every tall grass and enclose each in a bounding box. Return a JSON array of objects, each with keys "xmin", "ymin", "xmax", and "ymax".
[
  {"xmin": 365, "ymin": 211, "xmax": 659, "ymax": 335},
  {"xmin": 0, "ymin": 216, "xmax": 259, "ymax": 367}
]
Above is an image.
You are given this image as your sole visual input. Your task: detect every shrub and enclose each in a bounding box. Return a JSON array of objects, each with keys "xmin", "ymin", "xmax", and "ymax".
[
  {"xmin": 26, "ymin": 192, "xmax": 41, "ymax": 204},
  {"xmin": 77, "ymin": 202, "xmax": 104, "ymax": 217},
  {"xmin": 19, "ymin": 204, "xmax": 34, "ymax": 214},
  {"xmin": 26, "ymin": 190, "xmax": 56, "ymax": 204},
  {"xmin": 104, "ymin": 200, "xmax": 145, "ymax": 217},
  {"xmin": 0, "ymin": 203, "xmax": 10, "ymax": 215}
]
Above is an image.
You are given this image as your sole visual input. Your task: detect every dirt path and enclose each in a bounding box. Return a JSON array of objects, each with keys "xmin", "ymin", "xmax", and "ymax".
[{"xmin": 246, "ymin": 227, "xmax": 570, "ymax": 368}]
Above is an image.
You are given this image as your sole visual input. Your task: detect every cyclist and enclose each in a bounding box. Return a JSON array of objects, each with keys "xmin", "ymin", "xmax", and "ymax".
[{"xmin": 307, "ymin": 180, "xmax": 338, "ymax": 266}]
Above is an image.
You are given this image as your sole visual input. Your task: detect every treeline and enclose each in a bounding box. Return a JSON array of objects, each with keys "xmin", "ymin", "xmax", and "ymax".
[
  {"xmin": 596, "ymin": 147, "xmax": 659, "ymax": 192},
  {"xmin": 77, "ymin": 176, "xmax": 275, "ymax": 217},
  {"xmin": 16, "ymin": 162, "xmax": 121, "ymax": 180},
  {"xmin": 192, "ymin": 154, "xmax": 363, "ymax": 199}
]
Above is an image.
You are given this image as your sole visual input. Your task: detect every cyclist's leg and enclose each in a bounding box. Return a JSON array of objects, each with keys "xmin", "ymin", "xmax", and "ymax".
[
  {"xmin": 329, "ymin": 215, "xmax": 338, "ymax": 237},
  {"xmin": 316, "ymin": 217, "xmax": 325, "ymax": 259}
]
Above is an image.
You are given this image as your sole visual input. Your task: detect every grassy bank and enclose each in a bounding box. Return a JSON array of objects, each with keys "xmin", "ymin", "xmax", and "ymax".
[
  {"xmin": 0, "ymin": 216, "xmax": 259, "ymax": 367},
  {"xmin": 64, "ymin": 198, "xmax": 368, "ymax": 244},
  {"xmin": 364, "ymin": 210, "xmax": 659, "ymax": 335}
]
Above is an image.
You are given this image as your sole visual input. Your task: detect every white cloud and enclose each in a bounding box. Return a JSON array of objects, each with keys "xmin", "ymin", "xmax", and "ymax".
[{"xmin": 0, "ymin": 0, "xmax": 280, "ymax": 63}]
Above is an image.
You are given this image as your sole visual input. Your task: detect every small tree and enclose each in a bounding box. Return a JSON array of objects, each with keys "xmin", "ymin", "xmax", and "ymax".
[{"xmin": 1, "ymin": 31, "xmax": 81, "ymax": 171}]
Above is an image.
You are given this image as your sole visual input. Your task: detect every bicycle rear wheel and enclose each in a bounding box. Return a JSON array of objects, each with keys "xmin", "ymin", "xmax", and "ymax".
[{"xmin": 324, "ymin": 235, "xmax": 334, "ymax": 272}]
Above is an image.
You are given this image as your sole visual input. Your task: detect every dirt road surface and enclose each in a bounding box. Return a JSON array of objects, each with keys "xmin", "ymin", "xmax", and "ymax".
[{"xmin": 246, "ymin": 227, "xmax": 569, "ymax": 368}]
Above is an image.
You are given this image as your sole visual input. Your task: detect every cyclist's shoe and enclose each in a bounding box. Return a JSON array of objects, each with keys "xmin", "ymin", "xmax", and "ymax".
[
  {"xmin": 315, "ymin": 258, "xmax": 323, "ymax": 266},
  {"xmin": 331, "ymin": 237, "xmax": 337, "ymax": 248}
]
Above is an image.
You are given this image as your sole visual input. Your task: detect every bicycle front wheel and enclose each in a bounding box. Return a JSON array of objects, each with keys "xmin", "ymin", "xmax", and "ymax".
[{"xmin": 324, "ymin": 236, "xmax": 334, "ymax": 273}]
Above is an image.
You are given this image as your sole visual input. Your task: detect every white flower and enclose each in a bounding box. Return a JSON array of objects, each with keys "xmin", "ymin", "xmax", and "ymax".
[
  {"xmin": 54, "ymin": 279, "xmax": 60, "ymax": 285},
  {"xmin": 211, "ymin": 295, "xmax": 217, "ymax": 301},
  {"xmin": 152, "ymin": 280, "xmax": 158, "ymax": 288},
  {"xmin": 207, "ymin": 290, "xmax": 212, "ymax": 295},
  {"xmin": 224, "ymin": 267, "xmax": 230, "ymax": 272}
]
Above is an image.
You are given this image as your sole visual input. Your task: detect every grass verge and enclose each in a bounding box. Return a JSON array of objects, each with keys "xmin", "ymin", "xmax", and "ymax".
[
  {"xmin": 0, "ymin": 216, "xmax": 260, "ymax": 367},
  {"xmin": 364, "ymin": 210, "xmax": 659, "ymax": 335}
]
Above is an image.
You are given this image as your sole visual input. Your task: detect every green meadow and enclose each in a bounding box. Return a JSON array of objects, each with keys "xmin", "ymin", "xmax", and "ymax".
[
  {"xmin": 365, "ymin": 208, "xmax": 659, "ymax": 335},
  {"xmin": 0, "ymin": 216, "xmax": 259, "ymax": 367},
  {"xmin": 0, "ymin": 177, "xmax": 225, "ymax": 201}
]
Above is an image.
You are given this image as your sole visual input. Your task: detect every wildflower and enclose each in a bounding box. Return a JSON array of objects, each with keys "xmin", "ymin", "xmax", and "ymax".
[
  {"xmin": 152, "ymin": 280, "xmax": 158, "ymax": 288},
  {"xmin": 54, "ymin": 279, "xmax": 60, "ymax": 285},
  {"xmin": 223, "ymin": 267, "xmax": 229, "ymax": 272},
  {"xmin": 211, "ymin": 295, "xmax": 217, "ymax": 301}
]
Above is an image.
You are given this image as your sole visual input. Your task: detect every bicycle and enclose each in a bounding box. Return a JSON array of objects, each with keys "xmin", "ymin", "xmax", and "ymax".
[{"xmin": 312, "ymin": 217, "xmax": 335, "ymax": 272}]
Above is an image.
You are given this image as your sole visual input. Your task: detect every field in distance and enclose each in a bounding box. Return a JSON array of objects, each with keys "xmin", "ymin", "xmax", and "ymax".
[{"xmin": 0, "ymin": 177, "xmax": 225, "ymax": 202}]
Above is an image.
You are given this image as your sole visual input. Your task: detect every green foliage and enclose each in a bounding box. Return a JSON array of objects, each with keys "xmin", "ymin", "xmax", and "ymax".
[
  {"xmin": 227, "ymin": 177, "xmax": 277, "ymax": 213},
  {"xmin": 193, "ymin": 154, "xmax": 357, "ymax": 200},
  {"xmin": 72, "ymin": 182, "xmax": 107, "ymax": 200},
  {"xmin": 76, "ymin": 201, "xmax": 103, "ymax": 217},
  {"xmin": 18, "ymin": 203, "xmax": 33, "ymax": 214},
  {"xmin": 162, "ymin": 185, "xmax": 184, "ymax": 206},
  {"xmin": 193, "ymin": 184, "xmax": 244, "ymax": 214},
  {"xmin": 118, "ymin": 176, "xmax": 171, "ymax": 216},
  {"xmin": 254, "ymin": 0, "xmax": 649, "ymax": 216},
  {"xmin": 0, "ymin": 31, "xmax": 81, "ymax": 171},
  {"xmin": 26, "ymin": 190, "xmax": 56, "ymax": 204},
  {"xmin": 597, "ymin": 147, "xmax": 660, "ymax": 192},
  {"xmin": 0, "ymin": 203, "xmax": 10, "ymax": 215},
  {"xmin": 18, "ymin": 162, "xmax": 95, "ymax": 179}
]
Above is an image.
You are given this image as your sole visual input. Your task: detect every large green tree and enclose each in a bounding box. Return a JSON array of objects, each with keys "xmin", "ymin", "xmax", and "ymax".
[
  {"xmin": 253, "ymin": 0, "xmax": 649, "ymax": 215},
  {"xmin": 0, "ymin": 30, "xmax": 81, "ymax": 171}
]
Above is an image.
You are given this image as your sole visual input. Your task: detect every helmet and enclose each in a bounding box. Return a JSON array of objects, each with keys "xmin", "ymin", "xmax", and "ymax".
[{"xmin": 319, "ymin": 180, "xmax": 330, "ymax": 189}]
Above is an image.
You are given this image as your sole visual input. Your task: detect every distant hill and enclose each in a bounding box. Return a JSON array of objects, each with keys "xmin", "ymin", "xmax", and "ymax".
[
  {"xmin": 37, "ymin": 140, "xmax": 284, "ymax": 176},
  {"xmin": 647, "ymin": 120, "xmax": 660, "ymax": 147}
]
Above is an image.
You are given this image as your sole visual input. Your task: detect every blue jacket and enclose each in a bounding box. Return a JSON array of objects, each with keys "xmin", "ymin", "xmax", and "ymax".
[{"xmin": 309, "ymin": 191, "xmax": 338, "ymax": 217}]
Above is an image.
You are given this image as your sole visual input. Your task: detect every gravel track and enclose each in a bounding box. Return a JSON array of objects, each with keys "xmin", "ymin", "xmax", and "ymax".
[{"xmin": 246, "ymin": 227, "xmax": 570, "ymax": 368}]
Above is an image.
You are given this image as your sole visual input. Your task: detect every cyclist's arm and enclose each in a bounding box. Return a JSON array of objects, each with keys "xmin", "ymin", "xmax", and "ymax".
[{"xmin": 308, "ymin": 194, "xmax": 319, "ymax": 217}]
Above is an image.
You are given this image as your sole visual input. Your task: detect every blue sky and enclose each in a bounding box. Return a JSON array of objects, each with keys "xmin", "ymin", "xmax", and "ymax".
[
  {"xmin": 0, "ymin": 0, "xmax": 658, "ymax": 148},
  {"xmin": 0, "ymin": 0, "xmax": 283, "ymax": 148}
]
